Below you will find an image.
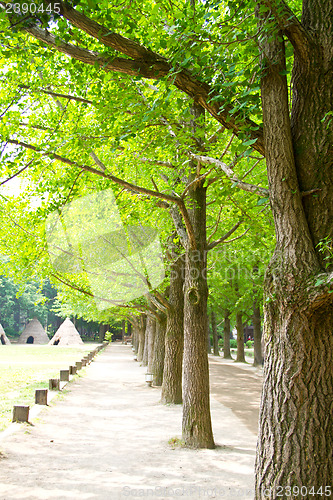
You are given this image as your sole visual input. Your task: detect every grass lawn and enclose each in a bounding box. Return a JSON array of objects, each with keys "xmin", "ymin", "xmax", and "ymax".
[{"xmin": 0, "ymin": 344, "xmax": 95, "ymax": 431}]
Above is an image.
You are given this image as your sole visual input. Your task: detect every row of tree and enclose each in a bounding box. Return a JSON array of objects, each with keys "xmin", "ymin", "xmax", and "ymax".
[
  {"xmin": 0, "ymin": 0, "xmax": 332, "ymax": 494},
  {"xmin": 0, "ymin": 274, "xmax": 121, "ymax": 339}
]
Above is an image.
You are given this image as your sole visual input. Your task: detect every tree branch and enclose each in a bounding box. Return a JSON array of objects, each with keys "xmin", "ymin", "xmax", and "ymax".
[
  {"xmin": 149, "ymin": 292, "xmax": 170, "ymax": 313},
  {"xmin": 223, "ymin": 227, "xmax": 250, "ymax": 244},
  {"xmin": 169, "ymin": 205, "xmax": 189, "ymax": 249},
  {"xmin": 190, "ymin": 153, "xmax": 269, "ymax": 197},
  {"xmin": 0, "ymin": 159, "xmax": 34, "ymax": 186},
  {"xmin": 22, "ymin": 16, "xmax": 265, "ymax": 155},
  {"xmin": 259, "ymin": 0, "xmax": 313, "ymax": 62},
  {"xmin": 18, "ymin": 84, "xmax": 94, "ymax": 104},
  {"xmin": 139, "ymin": 157, "xmax": 177, "ymax": 169},
  {"xmin": 5, "ymin": 137, "xmax": 197, "ymax": 249},
  {"xmin": 207, "ymin": 221, "xmax": 243, "ymax": 250},
  {"xmin": 5, "ymin": 138, "xmax": 180, "ymax": 205}
]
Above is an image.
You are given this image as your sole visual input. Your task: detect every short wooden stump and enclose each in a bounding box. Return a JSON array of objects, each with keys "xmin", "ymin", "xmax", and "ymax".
[
  {"xmin": 49, "ymin": 379, "xmax": 60, "ymax": 390},
  {"xmin": 60, "ymin": 369, "xmax": 69, "ymax": 382},
  {"xmin": 75, "ymin": 361, "xmax": 82, "ymax": 370},
  {"xmin": 35, "ymin": 389, "xmax": 48, "ymax": 405},
  {"xmin": 12, "ymin": 405, "xmax": 29, "ymax": 423},
  {"xmin": 69, "ymin": 365, "xmax": 77, "ymax": 375}
]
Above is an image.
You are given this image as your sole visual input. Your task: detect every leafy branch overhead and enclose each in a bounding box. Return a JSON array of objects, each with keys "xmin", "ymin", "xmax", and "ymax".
[{"xmin": 3, "ymin": 0, "xmax": 265, "ymax": 154}]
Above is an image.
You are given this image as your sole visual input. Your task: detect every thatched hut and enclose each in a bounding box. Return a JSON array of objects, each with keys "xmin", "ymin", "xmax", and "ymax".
[
  {"xmin": 49, "ymin": 318, "xmax": 83, "ymax": 346},
  {"xmin": 0, "ymin": 323, "xmax": 11, "ymax": 345},
  {"xmin": 17, "ymin": 318, "xmax": 49, "ymax": 344}
]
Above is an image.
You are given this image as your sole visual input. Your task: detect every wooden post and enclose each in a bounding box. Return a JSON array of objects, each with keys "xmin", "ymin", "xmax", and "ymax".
[
  {"xmin": 35, "ymin": 389, "xmax": 48, "ymax": 405},
  {"xmin": 60, "ymin": 369, "xmax": 69, "ymax": 381},
  {"xmin": 12, "ymin": 405, "xmax": 29, "ymax": 423},
  {"xmin": 49, "ymin": 379, "xmax": 60, "ymax": 390},
  {"xmin": 69, "ymin": 365, "xmax": 77, "ymax": 375},
  {"xmin": 75, "ymin": 361, "xmax": 82, "ymax": 370},
  {"xmin": 81, "ymin": 358, "xmax": 87, "ymax": 366}
]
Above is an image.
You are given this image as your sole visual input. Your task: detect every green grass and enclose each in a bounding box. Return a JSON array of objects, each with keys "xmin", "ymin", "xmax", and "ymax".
[{"xmin": 0, "ymin": 344, "xmax": 95, "ymax": 431}]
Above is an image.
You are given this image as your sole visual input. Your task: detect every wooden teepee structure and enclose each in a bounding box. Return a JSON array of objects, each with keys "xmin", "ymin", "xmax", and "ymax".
[
  {"xmin": 17, "ymin": 318, "xmax": 49, "ymax": 344},
  {"xmin": 0, "ymin": 323, "xmax": 11, "ymax": 345},
  {"xmin": 49, "ymin": 318, "xmax": 83, "ymax": 346}
]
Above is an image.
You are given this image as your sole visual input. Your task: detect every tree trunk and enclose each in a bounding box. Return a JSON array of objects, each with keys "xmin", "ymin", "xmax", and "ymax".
[
  {"xmin": 137, "ymin": 315, "xmax": 146, "ymax": 363},
  {"xmin": 253, "ymin": 299, "xmax": 263, "ymax": 366},
  {"xmin": 98, "ymin": 323, "xmax": 108, "ymax": 343},
  {"xmin": 223, "ymin": 309, "xmax": 232, "ymax": 359},
  {"xmin": 161, "ymin": 254, "xmax": 184, "ymax": 405},
  {"xmin": 151, "ymin": 314, "xmax": 166, "ymax": 386},
  {"xmin": 121, "ymin": 319, "xmax": 125, "ymax": 343},
  {"xmin": 130, "ymin": 320, "xmax": 139, "ymax": 354},
  {"xmin": 236, "ymin": 312, "xmax": 245, "ymax": 362},
  {"xmin": 211, "ymin": 310, "xmax": 219, "ymax": 356},
  {"xmin": 147, "ymin": 316, "xmax": 156, "ymax": 374},
  {"xmin": 255, "ymin": 0, "xmax": 333, "ymax": 493},
  {"xmin": 127, "ymin": 321, "xmax": 132, "ymax": 340},
  {"xmin": 182, "ymin": 179, "xmax": 214, "ymax": 449},
  {"xmin": 142, "ymin": 318, "xmax": 149, "ymax": 367}
]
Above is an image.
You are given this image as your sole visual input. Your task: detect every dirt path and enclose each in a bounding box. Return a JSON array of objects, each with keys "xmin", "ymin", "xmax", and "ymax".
[
  {"xmin": 0, "ymin": 344, "xmax": 262, "ymax": 500},
  {"xmin": 209, "ymin": 356, "xmax": 263, "ymax": 435}
]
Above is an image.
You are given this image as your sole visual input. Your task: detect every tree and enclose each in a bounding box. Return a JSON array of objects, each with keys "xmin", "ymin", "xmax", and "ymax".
[
  {"xmin": 161, "ymin": 252, "xmax": 184, "ymax": 404},
  {"xmin": 223, "ymin": 309, "xmax": 232, "ymax": 360},
  {"xmin": 254, "ymin": 0, "xmax": 333, "ymax": 492},
  {"xmin": 1, "ymin": 0, "xmax": 332, "ymax": 485},
  {"xmin": 0, "ymin": 274, "xmax": 60, "ymax": 335},
  {"xmin": 210, "ymin": 310, "xmax": 219, "ymax": 356}
]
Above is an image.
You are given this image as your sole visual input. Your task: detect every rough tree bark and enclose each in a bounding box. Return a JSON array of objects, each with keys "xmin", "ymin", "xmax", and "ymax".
[
  {"xmin": 223, "ymin": 310, "xmax": 232, "ymax": 359},
  {"xmin": 161, "ymin": 254, "xmax": 184, "ymax": 404},
  {"xmin": 255, "ymin": 0, "xmax": 333, "ymax": 494},
  {"xmin": 211, "ymin": 310, "xmax": 220, "ymax": 356},
  {"xmin": 151, "ymin": 314, "xmax": 166, "ymax": 386},
  {"xmin": 236, "ymin": 312, "xmax": 245, "ymax": 363},
  {"xmin": 136, "ymin": 315, "xmax": 146, "ymax": 363},
  {"xmin": 147, "ymin": 316, "xmax": 156, "ymax": 374},
  {"xmin": 142, "ymin": 318, "xmax": 149, "ymax": 367},
  {"xmin": 252, "ymin": 298, "xmax": 263, "ymax": 367}
]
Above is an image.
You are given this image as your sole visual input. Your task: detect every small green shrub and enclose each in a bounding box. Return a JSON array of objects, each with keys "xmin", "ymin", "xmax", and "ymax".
[
  {"xmin": 104, "ymin": 331, "xmax": 113, "ymax": 342},
  {"xmin": 230, "ymin": 339, "xmax": 237, "ymax": 348},
  {"xmin": 246, "ymin": 340, "xmax": 254, "ymax": 348},
  {"xmin": 218, "ymin": 338, "xmax": 224, "ymax": 348}
]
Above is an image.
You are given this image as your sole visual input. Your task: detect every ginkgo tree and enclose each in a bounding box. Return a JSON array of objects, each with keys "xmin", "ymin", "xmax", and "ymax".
[{"xmin": 0, "ymin": 0, "xmax": 332, "ymax": 494}]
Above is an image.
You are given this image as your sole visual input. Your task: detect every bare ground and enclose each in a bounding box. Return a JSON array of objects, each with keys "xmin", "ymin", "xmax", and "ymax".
[{"xmin": 0, "ymin": 344, "xmax": 262, "ymax": 500}]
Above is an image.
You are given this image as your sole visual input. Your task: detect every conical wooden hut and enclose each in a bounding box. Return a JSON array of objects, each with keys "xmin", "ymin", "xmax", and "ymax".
[
  {"xmin": 0, "ymin": 323, "xmax": 11, "ymax": 345},
  {"xmin": 49, "ymin": 318, "xmax": 83, "ymax": 346},
  {"xmin": 17, "ymin": 318, "xmax": 49, "ymax": 344}
]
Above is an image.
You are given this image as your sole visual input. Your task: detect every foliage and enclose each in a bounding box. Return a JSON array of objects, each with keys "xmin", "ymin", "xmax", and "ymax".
[
  {"xmin": 230, "ymin": 339, "xmax": 237, "ymax": 349},
  {"xmin": 0, "ymin": 275, "xmax": 58, "ymax": 336},
  {"xmin": 104, "ymin": 330, "xmax": 113, "ymax": 342},
  {"xmin": 0, "ymin": 0, "xmax": 274, "ymax": 325}
]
